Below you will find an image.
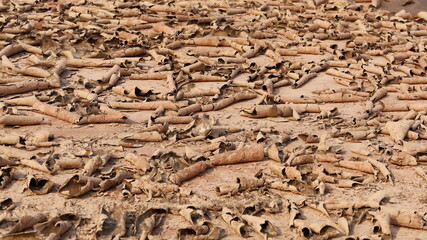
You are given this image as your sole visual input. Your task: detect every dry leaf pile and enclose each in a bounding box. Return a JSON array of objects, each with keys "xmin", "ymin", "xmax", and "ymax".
[{"xmin": 1, "ymin": 0, "xmax": 427, "ymax": 239}]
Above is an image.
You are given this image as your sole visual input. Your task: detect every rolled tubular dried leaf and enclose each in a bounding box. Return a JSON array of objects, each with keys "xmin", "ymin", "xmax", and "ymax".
[
  {"xmin": 240, "ymin": 105, "xmax": 289, "ymax": 118},
  {"xmin": 129, "ymin": 71, "xmax": 172, "ymax": 80},
  {"xmin": 0, "ymin": 156, "xmax": 18, "ymax": 166},
  {"xmin": 108, "ymin": 101, "xmax": 177, "ymax": 110},
  {"xmin": 80, "ymin": 114, "xmax": 127, "ymax": 124},
  {"xmin": 170, "ymin": 161, "xmax": 213, "ymax": 185},
  {"xmin": 112, "ymin": 85, "xmax": 158, "ymax": 99},
  {"xmin": 7, "ymin": 213, "xmax": 48, "ymax": 235},
  {"xmin": 33, "ymin": 101, "xmax": 82, "ymax": 124},
  {"xmin": 0, "ymin": 115, "xmax": 43, "ymax": 126},
  {"xmin": 210, "ymin": 144, "xmax": 264, "ymax": 165},
  {"xmin": 0, "ymin": 44, "xmax": 25, "ymax": 58},
  {"xmin": 27, "ymin": 175, "xmax": 53, "ymax": 195},
  {"xmin": 0, "ymin": 80, "xmax": 49, "ymax": 97},
  {"xmin": 190, "ymin": 73, "xmax": 227, "ymax": 82},
  {"xmin": 0, "ymin": 133, "xmax": 21, "ymax": 145},
  {"xmin": 297, "ymin": 46, "xmax": 322, "ymax": 55},
  {"xmin": 177, "ymin": 87, "xmax": 220, "ymax": 99},
  {"xmin": 154, "ymin": 116, "xmax": 194, "ymax": 124},
  {"xmin": 99, "ymin": 64, "xmax": 120, "ymax": 83},
  {"xmin": 58, "ymin": 174, "xmax": 101, "ymax": 198},
  {"xmin": 221, "ymin": 207, "xmax": 249, "ymax": 238},
  {"xmin": 122, "ymin": 131, "xmax": 163, "ymax": 142},
  {"xmin": 124, "ymin": 153, "xmax": 151, "ymax": 173},
  {"xmin": 201, "ymin": 93, "xmax": 257, "ymax": 112},
  {"xmin": 178, "ymin": 104, "xmax": 202, "ymax": 116},
  {"xmin": 292, "ymin": 72, "xmax": 317, "ymax": 88},
  {"xmin": 99, "ymin": 169, "xmax": 129, "ymax": 191},
  {"xmin": 326, "ymin": 68, "xmax": 354, "ymax": 80},
  {"xmin": 338, "ymin": 160, "xmax": 376, "ymax": 174},
  {"xmin": 56, "ymin": 157, "xmax": 84, "ymax": 169},
  {"xmin": 241, "ymin": 214, "xmax": 279, "ymax": 237}
]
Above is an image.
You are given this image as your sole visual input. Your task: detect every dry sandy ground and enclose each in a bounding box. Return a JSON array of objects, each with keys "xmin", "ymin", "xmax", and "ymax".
[{"xmin": 1, "ymin": 0, "xmax": 427, "ymax": 240}]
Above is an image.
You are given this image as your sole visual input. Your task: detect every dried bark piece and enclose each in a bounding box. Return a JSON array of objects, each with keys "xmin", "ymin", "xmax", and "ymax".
[
  {"xmin": 292, "ymin": 72, "xmax": 317, "ymax": 88},
  {"xmin": 178, "ymin": 104, "xmax": 202, "ymax": 116},
  {"xmin": 316, "ymin": 93, "xmax": 365, "ymax": 103},
  {"xmin": 289, "ymin": 155, "xmax": 315, "ymax": 166},
  {"xmin": 2, "ymin": 56, "xmax": 51, "ymax": 78},
  {"xmin": 201, "ymin": 93, "xmax": 257, "ymax": 112},
  {"xmin": 370, "ymin": 211, "xmax": 391, "ymax": 236},
  {"xmin": 269, "ymin": 180, "xmax": 299, "ymax": 194},
  {"xmin": 177, "ymin": 221, "xmax": 219, "ymax": 240},
  {"xmin": 298, "ymin": 133, "xmax": 320, "ymax": 143},
  {"xmin": 7, "ymin": 213, "xmax": 48, "ymax": 235},
  {"xmin": 262, "ymin": 79, "xmax": 274, "ymax": 94},
  {"xmin": 108, "ymin": 101, "xmax": 177, "ymax": 110},
  {"xmin": 176, "ymin": 87, "xmax": 221, "ymax": 100},
  {"xmin": 82, "ymin": 155, "xmax": 102, "ymax": 176},
  {"xmin": 58, "ymin": 174, "xmax": 101, "ymax": 198},
  {"xmin": 122, "ymin": 131, "xmax": 163, "ymax": 143},
  {"xmin": 293, "ymin": 219, "xmax": 339, "ymax": 238},
  {"xmin": 0, "ymin": 156, "xmax": 18, "ymax": 167},
  {"xmin": 240, "ymin": 105, "xmax": 289, "ymax": 118},
  {"xmin": 384, "ymin": 120, "xmax": 414, "ymax": 143},
  {"xmin": 129, "ymin": 71, "xmax": 172, "ymax": 80},
  {"xmin": 326, "ymin": 68, "xmax": 355, "ymax": 80},
  {"xmin": 368, "ymin": 158, "xmax": 393, "ymax": 183},
  {"xmin": 210, "ymin": 144, "xmax": 264, "ymax": 166},
  {"xmin": 0, "ymin": 167, "xmax": 13, "ymax": 189},
  {"xmin": 42, "ymin": 220, "xmax": 72, "ymax": 240},
  {"xmin": 241, "ymin": 214, "xmax": 279, "ymax": 237},
  {"xmin": 266, "ymin": 144, "xmax": 285, "ymax": 162},
  {"xmin": 66, "ymin": 57, "xmax": 130, "ymax": 67},
  {"xmin": 131, "ymin": 180, "xmax": 179, "ymax": 198},
  {"xmin": 216, "ymin": 183, "xmax": 240, "ymax": 196},
  {"xmin": 0, "ymin": 80, "xmax": 49, "ymax": 97},
  {"xmin": 18, "ymin": 40, "xmax": 42, "ymax": 55},
  {"xmin": 33, "ymin": 101, "xmax": 82, "ymax": 124},
  {"xmin": 270, "ymin": 162, "xmax": 302, "ymax": 181},
  {"xmin": 154, "ymin": 116, "xmax": 194, "ymax": 124},
  {"xmin": 338, "ymin": 160, "xmax": 376, "ymax": 174},
  {"xmin": 221, "ymin": 207, "xmax": 249, "ymax": 238},
  {"xmin": 179, "ymin": 206, "xmax": 205, "ymax": 225},
  {"xmin": 170, "ymin": 161, "xmax": 213, "ymax": 185},
  {"xmin": 0, "ymin": 44, "xmax": 25, "ymax": 58},
  {"xmin": 178, "ymin": 224, "xmax": 209, "ymax": 239},
  {"xmin": 0, "ymin": 133, "xmax": 20, "ymax": 145},
  {"xmin": 0, "ymin": 145, "xmax": 37, "ymax": 159},
  {"xmin": 79, "ymin": 113, "xmax": 127, "ymax": 124},
  {"xmin": 315, "ymin": 154, "xmax": 343, "ymax": 162},
  {"xmin": 74, "ymin": 89, "xmax": 98, "ymax": 102},
  {"xmin": 338, "ymin": 179, "xmax": 361, "ymax": 188},
  {"xmin": 379, "ymin": 206, "xmax": 427, "ymax": 230},
  {"xmin": 190, "ymin": 73, "xmax": 227, "ymax": 82},
  {"xmin": 20, "ymin": 159, "xmax": 53, "ymax": 173},
  {"xmin": 55, "ymin": 157, "xmax": 84, "ymax": 169},
  {"xmin": 112, "ymin": 85, "xmax": 159, "ymax": 99},
  {"xmin": 124, "ymin": 153, "xmax": 151, "ymax": 173},
  {"xmin": 390, "ymin": 152, "xmax": 417, "ymax": 166},
  {"xmin": 4, "ymin": 95, "xmax": 38, "ymax": 106},
  {"xmin": 0, "ymin": 197, "xmax": 15, "ymax": 211},
  {"xmin": 99, "ymin": 169, "xmax": 129, "ymax": 191},
  {"xmin": 415, "ymin": 167, "xmax": 427, "ymax": 181},
  {"xmin": 237, "ymin": 177, "xmax": 265, "ymax": 192},
  {"xmin": 135, "ymin": 208, "xmax": 167, "ymax": 239},
  {"xmin": 27, "ymin": 175, "xmax": 53, "ymax": 195}
]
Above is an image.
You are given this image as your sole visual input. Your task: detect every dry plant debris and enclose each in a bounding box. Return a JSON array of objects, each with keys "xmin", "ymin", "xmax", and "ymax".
[{"xmin": 1, "ymin": 0, "xmax": 427, "ymax": 239}]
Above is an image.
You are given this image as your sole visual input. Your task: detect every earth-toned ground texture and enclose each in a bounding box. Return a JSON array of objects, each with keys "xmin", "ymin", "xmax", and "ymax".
[{"xmin": 1, "ymin": 0, "xmax": 427, "ymax": 239}]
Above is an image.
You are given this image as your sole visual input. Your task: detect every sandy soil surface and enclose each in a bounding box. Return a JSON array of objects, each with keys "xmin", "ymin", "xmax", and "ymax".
[{"xmin": 1, "ymin": 0, "xmax": 427, "ymax": 239}]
